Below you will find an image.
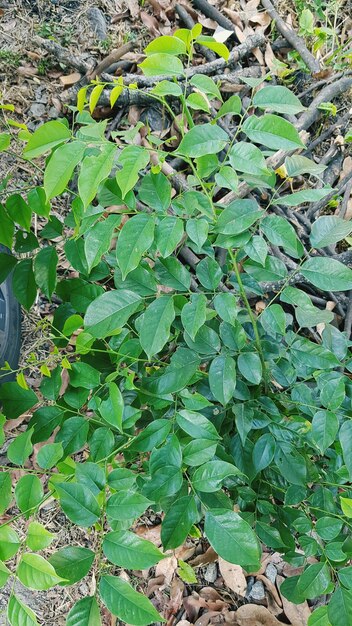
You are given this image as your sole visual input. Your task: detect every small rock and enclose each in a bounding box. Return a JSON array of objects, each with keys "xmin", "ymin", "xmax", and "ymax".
[
  {"xmin": 29, "ymin": 103, "xmax": 46, "ymax": 118},
  {"xmin": 48, "ymin": 106, "xmax": 59, "ymax": 119},
  {"xmin": 35, "ymin": 86, "xmax": 48, "ymax": 104},
  {"xmin": 248, "ymin": 580, "xmax": 265, "ymax": 601},
  {"xmin": 265, "ymin": 563, "xmax": 277, "ymax": 584},
  {"xmin": 204, "ymin": 562, "xmax": 217, "ymax": 583}
]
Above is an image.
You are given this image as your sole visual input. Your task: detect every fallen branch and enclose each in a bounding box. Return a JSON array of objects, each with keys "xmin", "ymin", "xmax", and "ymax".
[
  {"xmin": 297, "ymin": 75, "xmax": 352, "ymax": 131},
  {"xmin": 260, "ymin": 0, "xmax": 320, "ymax": 74},
  {"xmin": 88, "ymin": 41, "xmax": 136, "ymax": 79},
  {"xmin": 191, "ymin": 0, "xmax": 239, "ymax": 38},
  {"xmin": 306, "ymin": 170, "xmax": 352, "ymax": 218},
  {"xmin": 33, "ymin": 36, "xmax": 94, "ymax": 74}
]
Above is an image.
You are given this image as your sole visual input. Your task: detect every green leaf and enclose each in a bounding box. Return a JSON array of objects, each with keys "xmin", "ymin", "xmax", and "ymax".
[
  {"xmin": 253, "ymin": 433, "xmax": 276, "ymax": 472},
  {"xmin": 99, "ymin": 382, "xmax": 123, "ymax": 432},
  {"xmin": 312, "ymin": 410, "xmax": 339, "ymax": 454},
  {"xmin": 215, "ymin": 166, "xmax": 238, "ymax": 192},
  {"xmin": 131, "ymin": 419, "xmax": 171, "ymax": 452},
  {"xmin": 316, "ymin": 517, "xmax": 343, "ymax": 541},
  {"xmin": 308, "ymin": 606, "xmax": 331, "ymax": 626},
  {"xmin": 24, "ymin": 120, "xmax": 71, "ymax": 160},
  {"xmin": 78, "ymin": 144, "xmax": 115, "ymax": 209},
  {"xmin": 84, "ymin": 215, "xmax": 119, "ymax": 273},
  {"xmin": 181, "ymin": 293, "xmax": 207, "ymax": 341},
  {"xmin": 17, "ymin": 554, "xmax": 64, "ymax": 590},
  {"xmin": 238, "ymin": 352, "xmax": 262, "ymax": 385},
  {"xmin": 229, "ymin": 142, "xmax": 269, "ymax": 176},
  {"xmin": 209, "ymin": 355, "xmax": 236, "ymax": 405},
  {"xmin": 56, "ymin": 416, "xmax": 89, "ymax": 456},
  {"xmin": 178, "ymin": 559, "xmax": 197, "ymax": 583},
  {"xmin": 341, "ymin": 496, "xmax": 352, "ymax": 518},
  {"xmin": 161, "ymin": 495, "xmax": 198, "ymax": 550},
  {"xmin": 192, "ymin": 460, "xmax": 242, "ymax": 492},
  {"xmin": 291, "ymin": 338, "xmax": 339, "ymax": 369},
  {"xmin": 187, "ymin": 92, "xmax": 210, "ymax": 113},
  {"xmin": 310, "ymin": 216, "xmax": 352, "ymax": 248},
  {"xmin": 261, "ymin": 215, "xmax": 303, "ymax": 258},
  {"xmin": 7, "ymin": 427, "xmax": 34, "ymax": 466},
  {"xmin": 0, "ymin": 382, "xmax": 37, "ymax": 420},
  {"xmin": 328, "ymin": 586, "xmax": 352, "ymax": 626},
  {"xmin": 44, "ymin": 141, "xmax": 85, "ymax": 199},
  {"xmin": 155, "ymin": 257, "xmax": 191, "ymax": 291},
  {"xmin": 12, "ymin": 258, "xmax": 37, "ymax": 310},
  {"xmin": 0, "ymin": 471, "xmax": 12, "ymax": 514},
  {"xmin": 187, "ymin": 441, "xmax": 221, "ymax": 471},
  {"xmin": 242, "ymin": 114, "xmax": 305, "ymax": 150},
  {"xmin": 56, "ymin": 483, "xmax": 100, "ymax": 527},
  {"xmin": 8, "ymin": 595, "xmax": 39, "ymax": 626},
  {"xmin": 215, "ymin": 199, "xmax": 263, "ymax": 235},
  {"xmin": 213, "ymin": 294, "xmax": 238, "ymax": 326},
  {"xmin": 103, "ymin": 530, "xmax": 164, "ymax": 569},
  {"xmin": 37, "ymin": 442, "xmax": 64, "ymax": 469},
  {"xmin": 116, "ymin": 145, "xmax": 150, "ymax": 199},
  {"xmin": 140, "ymin": 295, "xmax": 175, "ymax": 358},
  {"xmin": 145, "ymin": 35, "xmax": 186, "ymax": 55},
  {"xmin": 15, "ymin": 475, "xmax": 43, "ymax": 518},
  {"xmin": 186, "ymin": 218, "xmax": 208, "ymax": 249},
  {"xmin": 0, "ymin": 253, "xmax": 17, "ymax": 284},
  {"xmin": 156, "ymin": 217, "xmax": 184, "ymax": 257},
  {"xmin": 49, "ymin": 547, "xmax": 95, "ymax": 585},
  {"xmin": 84, "ymin": 289, "xmax": 141, "ymax": 338},
  {"xmin": 116, "ymin": 214, "xmax": 155, "ymax": 280},
  {"xmin": 0, "ymin": 525, "xmax": 20, "ymax": 560},
  {"xmin": 285, "ymin": 155, "xmax": 326, "ymax": 177},
  {"xmin": 0, "ymin": 561, "xmax": 11, "ymax": 588},
  {"xmin": 66, "ymin": 597, "xmax": 102, "ymax": 626},
  {"xmin": 216, "ymin": 95, "xmax": 241, "ymax": 118},
  {"xmin": 176, "ymin": 410, "xmax": 219, "ymax": 441},
  {"xmin": 196, "ymin": 257, "xmax": 222, "ymax": 289},
  {"xmin": 297, "ymin": 563, "xmax": 331, "ymax": 599},
  {"xmin": 0, "ymin": 133, "xmax": 10, "ymax": 152},
  {"xmin": 33, "ymin": 246, "xmax": 58, "ymax": 299},
  {"xmin": 26, "ymin": 521, "xmax": 54, "ymax": 551},
  {"xmin": 108, "ymin": 468, "xmax": 136, "ymax": 491},
  {"xmin": 138, "ymin": 172, "xmax": 171, "ymax": 212},
  {"xmin": 339, "ymin": 420, "xmax": 352, "ymax": 480},
  {"xmin": 0, "ymin": 204, "xmax": 15, "ymax": 248},
  {"xmin": 190, "ymin": 74, "xmax": 222, "ymax": 100},
  {"xmin": 301, "ymin": 257, "xmax": 352, "ymax": 291},
  {"xmin": 139, "ymin": 53, "xmax": 184, "ymax": 76},
  {"xmin": 100, "ymin": 575, "xmax": 163, "ymax": 626},
  {"xmin": 205, "ymin": 508, "xmax": 261, "ymax": 568},
  {"xmin": 260, "ymin": 304, "xmax": 286, "ymax": 336},
  {"xmin": 177, "ymin": 123, "xmax": 228, "ymax": 158},
  {"xmin": 279, "ymin": 187, "xmax": 332, "ymax": 207},
  {"xmin": 5, "ymin": 194, "xmax": 31, "ymax": 231},
  {"xmin": 253, "ymin": 86, "xmax": 305, "ymax": 114},
  {"xmin": 106, "ymin": 491, "xmax": 152, "ymax": 521},
  {"xmin": 196, "ymin": 36, "xmax": 229, "ymax": 60},
  {"xmin": 275, "ymin": 442, "xmax": 307, "ymax": 486}
]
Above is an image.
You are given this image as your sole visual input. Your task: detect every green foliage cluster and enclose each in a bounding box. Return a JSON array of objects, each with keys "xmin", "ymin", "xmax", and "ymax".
[{"xmin": 0, "ymin": 27, "xmax": 352, "ymax": 626}]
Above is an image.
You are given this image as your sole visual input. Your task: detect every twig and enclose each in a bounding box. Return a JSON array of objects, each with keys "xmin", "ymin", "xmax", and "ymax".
[
  {"xmin": 303, "ymin": 111, "xmax": 351, "ymax": 155},
  {"xmin": 191, "ymin": 0, "xmax": 239, "ymax": 38},
  {"xmin": 297, "ymin": 76, "xmax": 352, "ymax": 131},
  {"xmin": 306, "ymin": 170, "xmax": 352, "ymax": 218},
  {"xmin": 260, "ymin": 0, "xmax": 320, "ymax": 74},
  {"xmin": 339, "ymin": 179, "xmax": 352, "ymax": 219},
  {"xmin": 344, "ymin": 291, "xmax": 352, "ymax": 338}
]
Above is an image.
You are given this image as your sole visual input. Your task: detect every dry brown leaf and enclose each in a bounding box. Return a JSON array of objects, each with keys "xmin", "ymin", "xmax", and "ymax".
[
  {"xmin": 183, "ymin": 593, "xmax": 208, "ymax": 622},
  {"xmin": 199, "ymin": 588, "xmax": 223, "ymax": 602},
  {"xmin": 134, "ymin": 524, "xmax": 161, "ymax": 548},
  {"xmin": 59, "ymin": 72, "xmax": 81, "ymax": 86},
  {"xmin": 190, "ymin": 546, "xmax": 218, "ymax": 566},
  {"xmin": 235, "ymin": 604, "xmax": 284, "ymax": 626},
  {"xmin": 277, "ymin": 575, "xmax": 311, "ymax": 626},
  {"xmin": 146, "ymin": 574, "xmax": 164, "ymax": 596},
  {"xmin": 166, "ymin": 578, "xmax": 185, "ymax": 618},
  {"xmin": 218, "ymin": 558, "xmax": 247, "ymax": 596},
  {"xmin": 140, "ymin": 10, "xmax": 160, "ymax": 35},
  {"xmin": 177, "ymin": 622, "xmax": 192, "ymax": 626},
  {"xmin": 264, "ymin": 43, "xmax": 276, "ymax": 71},
  {"xmin": 256, "ymin": 574, "xmax": 282, "ymax": 607},
  {"xmin": 155, "ymin": 554, "xmax": 178, "ymax": 586},
  {"xmin": 194, "ymin": 611, "xmax": 222, "ymax": 626}
]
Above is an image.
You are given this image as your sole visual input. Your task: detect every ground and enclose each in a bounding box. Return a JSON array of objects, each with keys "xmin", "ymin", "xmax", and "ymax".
[{"xmin": 1, "ymin": 0, "xmax": 352, "ymax": 624}]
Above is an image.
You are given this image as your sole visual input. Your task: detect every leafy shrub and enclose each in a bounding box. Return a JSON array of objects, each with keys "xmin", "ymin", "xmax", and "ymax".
[{"xmin": 1, "ymin": 26, "xmax": 352, "ymax": 626}]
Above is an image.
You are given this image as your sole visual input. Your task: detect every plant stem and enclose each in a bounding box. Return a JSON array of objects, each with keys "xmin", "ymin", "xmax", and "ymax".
[{"xmin": 230, "ymin": 249, "xmax": 269, "ymax": 392}]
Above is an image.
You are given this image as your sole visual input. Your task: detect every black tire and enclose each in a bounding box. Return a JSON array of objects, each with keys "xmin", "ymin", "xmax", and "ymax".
[{"xmin": 0, "ymin": 246, "xmax": 21, "ymax": 383}]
